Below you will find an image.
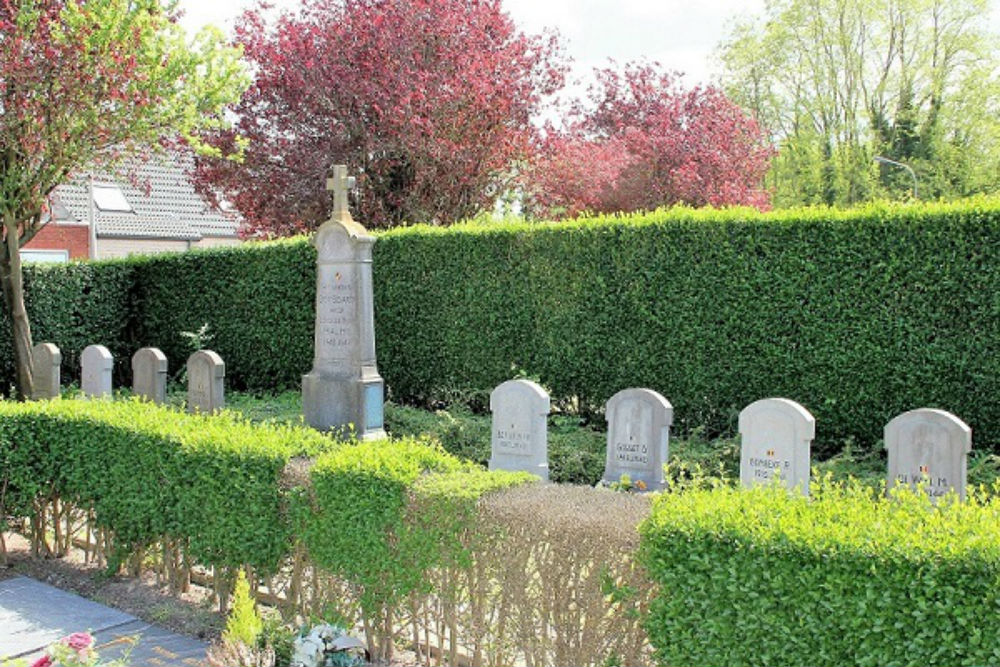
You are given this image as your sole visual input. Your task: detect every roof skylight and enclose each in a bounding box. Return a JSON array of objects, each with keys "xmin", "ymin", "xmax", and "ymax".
[{"xmin": 92, "ymin": 184, "xmax": 133, "ymax": 212}]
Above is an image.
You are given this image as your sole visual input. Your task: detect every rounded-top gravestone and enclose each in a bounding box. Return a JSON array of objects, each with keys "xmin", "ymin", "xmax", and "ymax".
[
  {"xmin": 602, "ymin": 388, "xmax": 673, "ymax": 491},
  {"xmin": 132, "ymin": 347, "xmax": 168, "ymax": 404},
  {"xmin": 31, "ymin": 342, "xmax": 62, "ymax": 400},
  {"xmin": 885, "ymin": 408, "xmax": 971, "ymax": 501},
  {"xmin": 739, "ymin": 397, "xmax": 815, "ymax": 496},
  {"xmin": 80, "ymin": 344, "xmax": 113, "ymax": 398},
  {"xmin": 489, "ymin": 379, "xmax": 551, "ymax": 480},
  {"xmin": 187, "ymin": 349, "xmax": 225, "ymax": 414}
]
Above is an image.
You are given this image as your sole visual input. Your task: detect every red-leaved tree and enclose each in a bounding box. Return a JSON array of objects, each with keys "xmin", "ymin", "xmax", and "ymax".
[
  {"xmin": 0, "ymin": 0, "xmax": 246, "ymax": 399},
  {"xmin": 526, "ymin": 62, "xmax": 774, "ymax": 219},
  {"xmin": 195, "ymin": 0, "xmax": 565, "ymax": 234}
]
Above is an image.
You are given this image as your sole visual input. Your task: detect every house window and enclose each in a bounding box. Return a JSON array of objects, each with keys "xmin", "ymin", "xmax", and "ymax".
[
  {"xmin": 21, "ymin": 249, "xmax": 69, "ymax": 264},
  {"xmin": 92, "ymin": 184, "xmax": 133, "ymax": 212}
]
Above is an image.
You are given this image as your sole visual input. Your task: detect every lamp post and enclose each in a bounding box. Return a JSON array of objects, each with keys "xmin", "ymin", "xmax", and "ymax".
[{"xmin": 873, "ymin": 156, "xmax": 918, "ymax": 200}]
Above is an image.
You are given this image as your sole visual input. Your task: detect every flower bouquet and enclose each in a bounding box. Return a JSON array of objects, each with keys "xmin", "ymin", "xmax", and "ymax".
[{"xmin": 27, "ymin": 632, "xmax": 130, "ymax": 667}]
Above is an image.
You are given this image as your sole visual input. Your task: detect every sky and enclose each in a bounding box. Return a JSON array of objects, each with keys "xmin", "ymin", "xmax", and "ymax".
[{"xmin": 175, "ymin": 0, "xmax": 767, "ymax": 89}]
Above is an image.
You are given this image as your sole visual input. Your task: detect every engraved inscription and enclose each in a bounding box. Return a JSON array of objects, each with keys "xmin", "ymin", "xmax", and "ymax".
[
  {"xmin": 495, "ymin": 429, "xmax": 532, "ymax": 455},
  {"xmin": 315, "ymin": 265, "xmax": 356, "ymax": 359},
  {"xmin": 615, "ymin": 440, "xmax": 650, "ymax": 468}
]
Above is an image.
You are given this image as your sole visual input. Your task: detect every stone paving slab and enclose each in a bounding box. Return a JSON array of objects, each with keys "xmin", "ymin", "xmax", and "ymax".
[{"xmin": 0, "ymin": 576, "xmax": 208, "ymax": 667}]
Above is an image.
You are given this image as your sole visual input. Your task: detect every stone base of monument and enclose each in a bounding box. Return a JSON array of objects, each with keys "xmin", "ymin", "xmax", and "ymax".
[{"xmin": 303, "ymin": 369, "xmax": 386, "ymax": 440}]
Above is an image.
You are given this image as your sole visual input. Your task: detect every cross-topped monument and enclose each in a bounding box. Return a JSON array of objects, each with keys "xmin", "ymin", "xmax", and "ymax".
[
  {"xmin": 303, "ymin": 165, "xmax": 386, "ymax": 440},
  {"xmin": 326, "ymin": 164, "xmax": 356, "ymax": 221}
]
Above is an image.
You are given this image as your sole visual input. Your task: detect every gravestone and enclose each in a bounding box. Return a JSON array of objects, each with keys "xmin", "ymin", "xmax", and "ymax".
[
  {"xmin": 80, "ymin": 344, "xmax": 113, "ymax": 398},
  {"xmin": 30, "ymin": 343, "xmax": 61, "ymax": 400},
  {"xmin": 885, "ymin": 408, "xmax": 971, "ymax": 501},
  {"xmin": 187, "ymin": 350, "xmax": 225, "ymax": 414},
  {"xmin": 489, "ymin": 379, "xmax": 551, "ymax": 480},
  {"xmin": 132, "ymin": 347, "xmax": 168, "ymax": 404},
  {"xmin": 302, "ymin": 165, "xmax": 386, "ymax": 439},
  {"xmin": 739, "ymin": 398, "xmax": 815, "ymax": 495},
  {"xmin": 602, "ymin": 388, "xmax": 673, "ymax": 491}
]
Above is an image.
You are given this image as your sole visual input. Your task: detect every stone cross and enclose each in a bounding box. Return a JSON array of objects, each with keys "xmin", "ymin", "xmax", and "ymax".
[
  {"xmin": 327, "ymin": 165, "xmax": 356, "ymax": 221},
  {"xmin": 304, "ymin": 165, "xmax": 385, "ymax": 440}
]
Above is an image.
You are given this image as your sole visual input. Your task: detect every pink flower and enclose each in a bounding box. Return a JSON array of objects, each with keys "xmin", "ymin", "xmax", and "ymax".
[
  {"xmin": 29, "ymin": 656, "xmax": 53, "ymax": 667},
  {"xmin": 62, "ymin": 632, "xmax": 94, "ymax": 651}
]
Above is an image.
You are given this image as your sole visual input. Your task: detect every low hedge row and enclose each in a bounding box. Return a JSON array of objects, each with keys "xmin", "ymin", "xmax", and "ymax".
[
  {"xmin": 0, "ymin": 398, "xmax": 335, "ymax": 570},
  {"xmin": 0, "ymin": 398, "xmax": 533, "ymax": 621},
  {"xmin": 6, "ymin": 198, "xmax": 1000, "ymax": 455},
  {"xmin": 639, "ymin": 479, "xmax": 1000, "ymax": 667},
  {"xmin": 301, "ymin": 439, "xmax": 531, "ymax": 638}
]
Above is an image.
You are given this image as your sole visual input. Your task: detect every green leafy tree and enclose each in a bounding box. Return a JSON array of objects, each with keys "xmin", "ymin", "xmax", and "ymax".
[
  {"xmin": 0, "ymin": 0, "xmax": 247, "ymax": 399},
  {"xmin": 719, "ymin": 0, "xmax": 1000, "ymax": 207}
]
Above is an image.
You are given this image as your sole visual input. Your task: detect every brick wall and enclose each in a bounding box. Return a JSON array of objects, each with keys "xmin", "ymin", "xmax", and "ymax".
[{"xmin": 24, "ymin": 223, "xmax": 90, "ymax": 259}]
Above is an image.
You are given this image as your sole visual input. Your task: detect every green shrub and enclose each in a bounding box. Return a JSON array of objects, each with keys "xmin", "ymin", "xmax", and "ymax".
[
  {"xmin": 300, "ymin": 437, "xmax": 533, "ymax": 660},
  {"xmin": 0, "ymin": 398, "xmax": 336, "ymax": 571},
  {"xmin": 639, "ymin": 477, "xmax": 1000, "ymax": 667},
  {"xmin": 224, "ymin": 569, "xmax": 264, "ymax": 646}
]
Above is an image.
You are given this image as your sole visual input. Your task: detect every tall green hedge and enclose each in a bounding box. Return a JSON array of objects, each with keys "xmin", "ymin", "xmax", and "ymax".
[
  {"xmin": 0, "ymin": 260, "xmax": 138, "ymax": 389},
  {"xmin": 375, "ymin": 200, "xmax": 1000, "ymax": 453},
  {"xmin": 7, "ymin": 199, "xmax": 1000, "ymax": 452},
  {"xmin": 639, "ymin": 480, "xmax": 1000, "ymax": 667}
]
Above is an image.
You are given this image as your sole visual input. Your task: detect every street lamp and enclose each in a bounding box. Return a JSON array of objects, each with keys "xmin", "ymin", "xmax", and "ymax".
[{"xmin": 873, "ymin": 155, "xmax": 918, "ymax": 200}]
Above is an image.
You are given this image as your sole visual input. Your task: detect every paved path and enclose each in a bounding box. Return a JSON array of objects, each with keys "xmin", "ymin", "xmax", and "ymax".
[{"xmin": 0, "ymin": 576, "xmax": 208, "ymax": 667}]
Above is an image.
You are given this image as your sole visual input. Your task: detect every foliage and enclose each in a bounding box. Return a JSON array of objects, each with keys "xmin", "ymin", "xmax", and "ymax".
[
  {"xmin": 131, "ymin": 240, "xmax": 316, "ymax": 390},
  {"xmin": 0, "ymin": 0, "xmax": 247, "ymax": 398},
  {"xmin": 526, "ymin": 62, "xmax": 773, "ymax": 219},
  {"xmin": 640, "ymin": 478, "xmax": 1000, "ymax": 666},
  {"xmin": 719, "ymin": 0, "xmax": 1000, "ymax": 207},
  {"xmin": 224, "ymin": 569, "xmax": 264, "ymax": 647},
  {"xmin": 0, "ymin": 398, "xmax": 336, "ymax": 571},
  {"xmin": 384, "ymin": 401, "xmax": 606, "ymax": 484},
  {"xmin": 0, "ymin": 259, "xmax": 137, "ymax": 390},
  {"xmin": 194, "ymin": 0, "xmax": 565, "ymax": 234},
  {"xmin": 471, "ymin": 483, "xmax": 654, "ymax": 667},
  {"xmin": 374, "ymin": 199, "xmax": 1000, "ymax": 455},
  {"xmin": 300, "ymin": 438, "xmax": 532, "ymax": 661},
  {"xmin": 209, "ymin": 571, "xmax": 274, "ymax": 667}
]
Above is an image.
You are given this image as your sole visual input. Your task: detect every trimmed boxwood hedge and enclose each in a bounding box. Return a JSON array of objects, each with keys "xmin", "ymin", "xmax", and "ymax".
[
  {"xmin": 0, "ymin": 397, "xmax": 531, "ymax": 590},
  {"xmin": 639, "ymin": 480, "xmax": 1000, "ymax": 667},
  {"xmin": 7, "ymin": 198, "xmax": 1000, "ymax": 453},
  {"xmin": 0, "ymin": 398, "xmax": 336, "ymax": 571}
]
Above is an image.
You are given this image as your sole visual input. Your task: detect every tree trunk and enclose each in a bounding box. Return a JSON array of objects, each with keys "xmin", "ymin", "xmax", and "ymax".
[{"xmin": 0, "ymin": 216, "xmax": 34, "ymax": 400}]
